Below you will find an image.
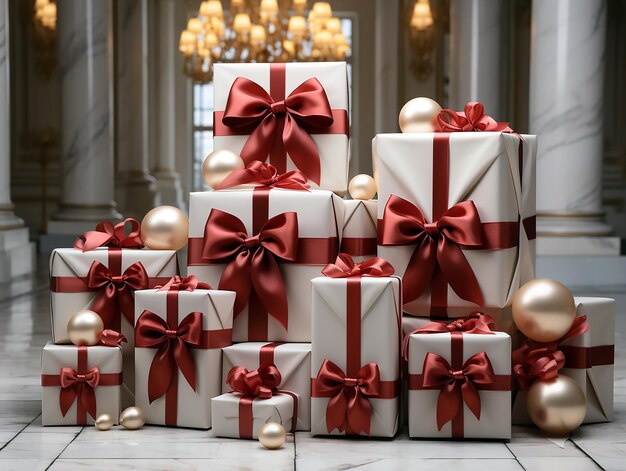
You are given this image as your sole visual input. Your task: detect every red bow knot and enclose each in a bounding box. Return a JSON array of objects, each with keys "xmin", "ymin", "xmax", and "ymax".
[
  {"xmin": 512, "ymin": 342, "xmax": 565, "ymax": 390},
  {"xmin": 201, "ymin": 209, "xmax": 298, "ymax": 329},
  {"xmin": 435, "ymin": 102, "xmax": 512, "ymax": 133},
  {"xmin": 226, "ymin": 364, "xmax": 282, "ymax": 399},
  {"xmin": 99, "ymin": 329, "xmax": 127, "ymax": 347},
  {"xmin": 74, "ymin": 218, "xmax": 144, "ymax": 252},
  {"xmin": 222, "ymin": 77, "xmax": 335, "ymax": 185},
  {"xmin": 218, "ymin": 161, "xmax": 311, "ymax": 191},
  {"xmin": 134, "ymin": 310, "xmax": 203, "ymax": 403},
  {"xmin": 315, "ymin": 359, "xmax": 381, "ymax": 435},
  {"xmin": 59, "ymin": 366, "xmax": 100, "ymax": 418},
  {"xmin": 379, "ymin": 194, "xmax": 485, "ymax": 306},
  {"xmin": 422, "ymin": 351, "xmax": 495, "ymax": 430},
  {"xmin": 322, "ymin": 253, "xmax": 395, "ymax": 279},
  {"xmin": 156, "ymin": 275, "xmax": 212, "ymax": 292}
]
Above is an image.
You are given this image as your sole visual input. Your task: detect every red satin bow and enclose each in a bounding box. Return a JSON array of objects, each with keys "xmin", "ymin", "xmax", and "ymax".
[
  {"xmin": 135, "ymin": 310, "xmax": 203, "ymax": 403},
  {"xmin": 99, "ymin": 329, "xmax": 127, "ymax": 347},
  {"xmin": 156, "ymin": 275, "xmax": 212, "ymax": 292},
  {"xmin": 379, "ymin": 194, "xmax": 484, "ymax": 305},
  {"xmin": 315, "ymin": 359, "xmax": 381, "ymax": 435},
  {"xmin": 86, "ymin": 260, "xmax": 149, "ymax": 328},
  {"xmin": 74, "ymin": 218, "xmax": 144, "ymax": 252},
  {"xmin": 222, "ymin": 77, "xmax": 335, "ymax": 185},
  {"xmin": 322, "ymin": 253, "xmax": 395, "ymax": 278},
  {"xmin": 59, "ymin": 366, "xmax": 100, "ymax": 418},
  {"xmin": 226, "ymin": 364, "xmax": 282, "ymax": 399},
  {"xmin": 435, "ymin": 102, "xmax": 512, "ymax": 133},
  {"xmin": 422, "ymin": 351, "xmax": 495, "ymax": 430},
  {"xmin": 512, "ymin": 342, "xmax": 565, "ymax": 390},
  {"xmin": 218, "ymin": 161, "xmax": 310, "ymax": 191},
  {"xmin": 201, "ymin": 209, "xmax": 298, "ymax": 329}
]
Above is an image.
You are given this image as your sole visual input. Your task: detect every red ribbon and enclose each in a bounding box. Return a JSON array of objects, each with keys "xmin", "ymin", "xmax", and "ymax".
[
  {"xmin": 321, "ymin": 253, "xmax": 395, "ymax": 278},
  {"xmin": 226, "ymin": 364, "xmax": 282, "ymax": 399},
  {"xmin": 99, "ymin": 329, "xmax": 127, "ymax": 347},
  {"xmin": 512, "ymin": 342, "xmax": 565, "ymax": 390},
  {"xmin": 434, "ymin": 102, "xmax": 512, "ymax": 133},
  {"xmin": 340, "ymin": 238, "xmax": 378, "ymax": 257},
  {"xmin": 156, "ymin": 275, "xmax": 212, "ymax": 291},
  {"xmin": 74, "ymin": 218, "xmax": 144, "ymax": 252},
  {"xmin": 218, "ymin": 161, "xmax": 311, "ymax": 191}
]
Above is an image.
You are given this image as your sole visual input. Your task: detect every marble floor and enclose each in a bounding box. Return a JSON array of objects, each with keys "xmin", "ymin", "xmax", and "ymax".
[{"xmin": 0, "ymin": 263, "xmax": 624, "ymax": 470}]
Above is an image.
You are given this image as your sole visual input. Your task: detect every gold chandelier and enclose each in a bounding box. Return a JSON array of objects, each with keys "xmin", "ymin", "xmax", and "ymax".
[
  {"xmin": 32, "ymin": 0, "xmax": 58, "ymax": 80},
  {"xmin": 179, "ymin": 0, "xmax": 351, "ymax": 84}
]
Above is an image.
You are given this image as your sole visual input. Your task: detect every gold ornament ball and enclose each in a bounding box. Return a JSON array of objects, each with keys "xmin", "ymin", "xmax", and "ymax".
[
  {"xmin": 202, "ymin": 149, "xmax": 245, "ymax": 189},
  {"xmin": 399, "ymin": 97, "xmax": 443, "ymax": 133},
  {"xmin": 67, "ymin": 310, "xmax": 104, "ymax": 346},
  {"xmin": 512, "ymin": 278, "xmax": 576, "ymax": 343},
  {"xmin": 259, "ymin": 422, "xmax": 286, "ymax": 449},
  {"xmin": 95, "ymin": 413, "xmax": 114, "ymax": 431},
  {"xmin": 527, "ymin": 375, "xmax": 587, "ymax": 436},
  {"xmin": 119, "ymin": 406, "xmax": 145, "ymax": 430},
  {"xmin": 348, "ymin": 174, "xmax": 377, "ymax": 200},
  {"xmin": 141, "ymin": 206, "xmax": 189, "ymax": 251}
]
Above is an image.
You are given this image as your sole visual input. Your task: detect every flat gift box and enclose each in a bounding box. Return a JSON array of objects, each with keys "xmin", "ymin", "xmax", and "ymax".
[
  {"xmin": 311, "ymin": 275, "xmax": 401, "ymax": 437},
  {"xmin": 41, "ymin": 342, "xmax": 122, "ymax": 426},
  {"xmin": 407, "ymin": 331, "xmax": 511, "ymax": 439},
  {"xmin": 221, "ymin": 342, "xmax": 311, "ymax": 430},
  {"xmin": 187, "ymin": 188, "xmax": 343, "ymax": 342},
  {"xmin": 340, "ymin": 199, "xmax": 378, "ymax": 261},
  {"xmin": 134, "ymin": 288, "xmax": 235, "ymax": 429},
  {"xmin": 213, "ymin": 62, "xmax": 350, "ymax": 194},
  {"xmin": 374, "ymin": 132, "xmax": 536, "ymax": 318}
]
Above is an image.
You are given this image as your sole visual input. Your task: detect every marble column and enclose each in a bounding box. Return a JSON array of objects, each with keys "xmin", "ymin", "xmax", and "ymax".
[
  {"xmin": 449, "ymin": 0, "xmax": 506, "ymax": 118},
  {"xmin": 114, "ymin": 0, "xmax": 157, "ymax": 220},
  {"xmin": 530, "ymin": 0, "xmax": 613, "ymax": 240}
]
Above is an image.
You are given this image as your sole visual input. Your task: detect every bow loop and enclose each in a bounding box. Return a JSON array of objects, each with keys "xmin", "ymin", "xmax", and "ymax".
[
  {"xmin": 322, "ymin": 253, "xmax": 395, "ymax": 279},
  {"xmin": 74, "ymin": 218, "xmax": 144, "ymax": 252},
  {"xmin": 226, "ymin": 363, "xmax": 282, "ymax": 398},
  {"xmin": 218, "ymin": 161, "xmax": 310, "ymax": 191},
  {"xmin": 156, "ymin": 275, "xmax": 212, "ymax": 291},
  {"xmin": 512, "ymin": 341, "xmax": 565, "ymax": 390},
  {"xmin": 435, "ymin": 102, "xmax": 512, "ymax": 133}
]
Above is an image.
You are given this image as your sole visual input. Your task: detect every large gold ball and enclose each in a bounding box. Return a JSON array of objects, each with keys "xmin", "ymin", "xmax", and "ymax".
[
  {"xmin": 259, "ymin": 422, "xmax": 286, "ymax": 449},
  {"xmin": 141, "ymin": 206, "xmax": 189, "ymax": 251},
  {"xmin": 527, "ymin": 375, "xmax": 586, "ymax": 436},
  {"xmin": 348, "ymin": 174, "xmax": 377, "ymax": 200},
  {"xmin": 202, "ymin": 149, "xmax": 245, "ymax": 189},
  {"xmin": 512, "ymin": 279, "xmax": 576, "ymax": 343},
  {"xmin": 67, "ymin": 310, "xmax": 104, "ymax": 346},
  {"xmin": 119, "ymin": 406, "xmax": 145, "ymax": 430},
  {"xmin": 399, "ymin": 97, "xmax": 443, "ymax": 133},
  {"xmin": 95, "ymin": 413, "xmax": 114, "ymax": 431}
]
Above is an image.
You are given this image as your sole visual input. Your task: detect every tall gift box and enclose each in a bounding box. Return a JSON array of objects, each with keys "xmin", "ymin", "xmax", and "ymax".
[
  {"xmin": 134, "ymin": 276, "xmax": 235, "ymax": 429},
  {"xmin": 213, "ymin": 62, "xmax": 350, "ymax": 194},
  {"xmin": 222, "ymin": 342, "xmax": 311, "ymax": 430},
  {"xmin": 41, "ymin": 343, "xmax": 122, "ymax": 426},
  {"xmin": 311, "ymin": 255, "xmax": 401, "ymax": 437},
  {"xmin": 340, "ymin": 199, "xmax": 378, "ymax": 261}
]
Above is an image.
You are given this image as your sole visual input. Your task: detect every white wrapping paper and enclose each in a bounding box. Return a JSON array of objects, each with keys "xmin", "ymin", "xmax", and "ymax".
[{"xmin": 340, "ymin": 199, "xmax": 378, "ymax": 261}]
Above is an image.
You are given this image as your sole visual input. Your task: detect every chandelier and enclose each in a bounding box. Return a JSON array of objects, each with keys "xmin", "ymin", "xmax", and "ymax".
[
  {"xmin": 408, "ymin": 0, "xmax": 434, "ymax": 81},
  {"xmin": 32, "ymin": 0, "xmax": 58, "ymax": 80},
  {"xmin": 179, "ymin": 0, "xmax": 351, "ymax": 84}
]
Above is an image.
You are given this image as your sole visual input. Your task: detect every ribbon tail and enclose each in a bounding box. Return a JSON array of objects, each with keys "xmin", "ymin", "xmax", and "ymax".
[
  {"xmin": 461, "ymin": 381, "xmax": 481, "ymax": 420},
  {"xmin": 173, "ymin": 340, "xmax": 197, "ymax": 392},
  {"xmin": 218, "ymin": 253, "xmax": 252, "ymax": 317},
  {"xmin": 403, "ymin": 237, "xmax": 437, "ymax": 304},
  {"xmin": 326, "ymin": 391, "xmax": 348, "ymax": 434},
  {"xmin": 148, "ymin": 343, "xmax": 176, "ymax": 403},
  {"xmin": 347, "ymin": 390, "xmax": 372, "ymax": 436},
  {"xmin": 283, "ymin": 115, "xmax": 321, "ymax": 185},
  {"xmin": 251, "ymin": 250, "xmax": 289, "ymax": 329},
  {"xmin": 89, "ymin": 286, "xmax": 120, "ymax": 330},
  {"xmin": 437, "ymin": 386, "xmax": 461, "ymax": 431},
  {"xmin": 59, "ymin": 386, "xmax": 76, "ymax": 417},
  {"xmin": 239, "ymin": 115, "xmax": 277, "ymax": 166},
  {"xmin": 81, "ymin": 385, "xmax": 98, "ymax": 420},
  {"xmin": 437, "ymin": 239, "xmax": 484, "ymax": 306}
]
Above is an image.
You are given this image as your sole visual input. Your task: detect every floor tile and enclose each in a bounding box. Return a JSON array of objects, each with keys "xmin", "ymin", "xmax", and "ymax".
[
  {"xmin": 516, "ymin": 456, "xmax": 601, "ymax": 470},
  {"xmin": 50, "ymin": 458, "xmax": 294, "ymax": 471},
  {"xmin": 296, "ymin": 458, "xmax": 523, "ymax": 471}
]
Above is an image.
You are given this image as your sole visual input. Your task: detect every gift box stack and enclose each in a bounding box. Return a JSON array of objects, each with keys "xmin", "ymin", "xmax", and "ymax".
[{"xmin": 41, "ymin": 60, "xmax": 615, "ymax": 443}]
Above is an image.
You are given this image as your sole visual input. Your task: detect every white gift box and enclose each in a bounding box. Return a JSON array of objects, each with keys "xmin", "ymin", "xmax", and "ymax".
[
  {"xmin": 41, "ymin": 342, "xmax": 122, "ymax": 426},
  {"xmin": 211, "ymin": 392, "xmax": 298, "ymax": 439},
  {"xmin": 407, "ymin": 331, "xmax": 511, "ymax": 439},
  {"xmin": 374, "ymin": 132, "xmax": 536, "ymax": 318},
  {"xmin": 213, "ymin": 62, "xmax": 350, "ymax": 194},
  {"xmin": 187, "ymin": 188, "xmax": 343, "ymax": 342},
  {"xmin": 340, "ymin": 199, "xmax": 378, "ymax": 261},
  {"xmin": 134, "ymin": 288, "xmax": 235, "ymax": 429},
  {"xmin": 221, "ymin": 342, "xmax": 311, "ymax": 430},
  {"xmin": 311, "ymin": 276, "xmax": 401, "ymax": 437}
]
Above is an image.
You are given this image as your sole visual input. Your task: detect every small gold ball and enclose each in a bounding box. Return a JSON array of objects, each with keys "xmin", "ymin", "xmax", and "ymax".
[
  {"xmin": 259, "ymin": 422, "xmax": 286, "ymax": 449},
  {"xmin": 141, "ymin": 206, "xmax": 189, "ymax": 251},
  {"xmin": 95, "ymin": 413, "xmax": 114, "ymax": 431},
  {"xmin": 202, "ymin": 149, "xmax": 245, "ymax": 189},
  {"xmin": 119, "ymin": 406, "xmax": 145, "ymax": 430},
  {"xmin": 512, "ymin": 279, "xmax": 576, "ymax": 343},
  {"xmin": 527, "ymin": 375, "xmax": 587, "ymax": 436},
  {"xmin": 348, "ymin": 174, "xmax": 377, "ymax": 200},
  {"xmin": 67, "ymin": 310, "xmax": 104, "ymax": 346},
  {"xmin": 399, "ymin": 97, "xmax": 442, "ymax": 133}
]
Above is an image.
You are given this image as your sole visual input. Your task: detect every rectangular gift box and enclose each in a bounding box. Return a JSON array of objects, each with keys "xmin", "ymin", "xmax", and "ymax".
[
  {"xmin": 340, "ymin": 199, "xmax": 378, "ymax": 261},
  {"xmin": 41, "ymin": 342, "xmax": 122, "ymax": 426},
  {"xmin": 512, "ymin": 297, "xmax": 615, "ymax": 424},
  {"xmin": 374, "ymin": 132, "xmax": 537, "ymax": 319},
  {"xmin": 211, "ymin": 391, "xmax": 298, "ymax": 439},
  {"xmin": 134, "ymin": 288, "xmax": 235, "ymax": 429},
  {"xmin": 407, "ymin": 331, "xmax": 511, "ymax": 439},
  {"xmin": 213, "ymin": 62, "xmax": 350, "ymax": 194},
  {"xmin": 221, "ymin": 342, "xmax": 311, "ymax": 430},
  {"xmin": 310, "ymin": 275, "xmax": 401, "ymax": 437},
  {"xmin": 187, "ymin": 188, "xmax": 343, "ymax": 342}
]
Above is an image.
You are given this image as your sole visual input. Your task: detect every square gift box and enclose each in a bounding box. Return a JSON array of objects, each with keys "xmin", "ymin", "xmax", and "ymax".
[
  {"xmin": 310, "ymin": 272, "xmax": 401, "ymax": 437},
  {"xmin": 187, "ymin": 187, "xmax": 343, "ymax": 342},
  {"xmin": 41, "ymin": 342, "xmax": 122, "ymax": 426},
  {"xmin": 340, "ymin": 199, "xmax": 378, "ymax": 261},
  {"xmin": 134, "ymin": 288, "xmax": 235, "ymax": 429},
  {"xmin": 213, "ymin": 62, "xmax": 350, "ymax": 194},
  {"xmin": 374, "ymin": 132, "xmax": 536, "ymax": 319},
  {"xmin": 407, "ymin": 331, "xmax": 511, "ymax": 439},
  {"xmin": 221, "ymin": 342, "xmax": 311, "ymax": 430}
]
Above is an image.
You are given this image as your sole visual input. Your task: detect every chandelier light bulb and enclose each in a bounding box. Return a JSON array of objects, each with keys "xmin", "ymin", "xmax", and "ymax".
[
  {"xmin": 250, "ymin": 25, "xmax": 267, "ymax": 47},
  {"xmin": 326, "ymin": 17, "xmax": 341, "ymax": 34},
  {"xmin": 288, "ymin": 16, "xmax": 307, "ymax": 39},
  {"xmin": 179, "ymin": 30, "xmax": 196, "ymax": 46},
  {"xmin": 206, "ymin": 0, "xmax": 224, "ymax": 19},
  {"xmin": 411, "ymin": 0, "xmax": 433, "ymax": 30},
  {"xmin": 312, "ymin": 2, "xmax": 332, "ymax": 20},
  {"xmin": 233, "ymin": 13, "xmax": 252, "ymax": 34},
  {"xmin": 187, "ymin": 17, "xmax": 203, "ymax": 35}
]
